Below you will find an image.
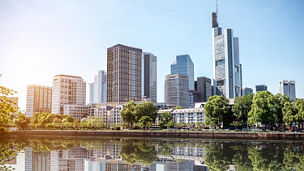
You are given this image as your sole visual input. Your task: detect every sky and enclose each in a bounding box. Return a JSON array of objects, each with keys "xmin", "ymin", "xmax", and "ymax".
[{"xmin": 0, "ymin": 0, "xmax": 303, "ymax": 111}]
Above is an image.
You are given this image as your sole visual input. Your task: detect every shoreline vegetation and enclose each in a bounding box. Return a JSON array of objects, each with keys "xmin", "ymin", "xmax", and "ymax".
[{"xmin": 10, "ymin": 129, "xmax": 304, "ymax": 140}]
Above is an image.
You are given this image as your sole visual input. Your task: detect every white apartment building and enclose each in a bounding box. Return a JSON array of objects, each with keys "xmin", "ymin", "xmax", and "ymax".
[
  {"xmin": 52, "ymin": 75, "xmax": 86, "ymax": 114},
  {"xmin": 158, "ymin": 108, "xmax": 204, "ymax": 124}
]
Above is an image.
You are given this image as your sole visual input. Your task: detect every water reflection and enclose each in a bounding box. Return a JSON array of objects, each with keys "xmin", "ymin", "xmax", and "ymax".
[{"xmin": 1, "ymin": 135, "xmax": 304, "ymax": 171}]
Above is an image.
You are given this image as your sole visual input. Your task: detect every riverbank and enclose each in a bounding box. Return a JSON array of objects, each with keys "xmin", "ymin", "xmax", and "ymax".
[{"xmin": 11, "ymin": 130, "xmax": 304, "ymax": 140}]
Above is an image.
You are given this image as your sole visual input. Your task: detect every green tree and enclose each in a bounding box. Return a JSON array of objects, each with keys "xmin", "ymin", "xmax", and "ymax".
[
  {"xmin": 295, "ymin": 99, "xmax": 304, "ymax": 130},
  {"xmin": 204, "ymin": 95, "xmax": 229, "ymax": 128},
  {"xmin": 159, "ymin": 112, "xmax": 174, "ymax": 129},
  {"xmin": 135, "ymin": 101, "xmax": 157, "ymax": 122},
  {"xmin": 248, "ymin": 91, "xmax": 276, "ymax": 127},
  {"xmin": 273, "ymin": 94, "xmax": 290, "ymax": 125},
  {"xmin": 232, "ymin": 93, "xmax": 254, "ymax": 128},
  {"xmin": 0, "ymin": 76, "xmax": 17, "ymax": 133},
  {"xmin": 120, "ymin": 101, "xmax": 137, "ymax": 129},
  {"xmin": 138, "ymin": 116, "xmax": 153, "ymax": 129},
  {"xmin": 15, "ymin": 113, "xmax": 31, "ymax": 130},
  {"xmin": 173, "ymin": 106, "xmax": 183, "ymax": 109},
  {"xmin": 282, "ymin": 101, "xmax": 297, "ymax": 126}
]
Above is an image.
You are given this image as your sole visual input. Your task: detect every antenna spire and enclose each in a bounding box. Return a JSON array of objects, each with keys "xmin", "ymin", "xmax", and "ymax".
[{"xmin": 216, "ymin": 0, "xmax": 218, "ymax": 15}]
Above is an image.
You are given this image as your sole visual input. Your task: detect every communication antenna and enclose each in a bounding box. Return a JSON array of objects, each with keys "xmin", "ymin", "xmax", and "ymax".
[{"xmin": 216, "ymin": 0, "xmax": 218, "ymax": 15}]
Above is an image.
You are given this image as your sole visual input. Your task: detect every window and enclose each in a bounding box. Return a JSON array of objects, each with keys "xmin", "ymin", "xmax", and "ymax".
[{"xmin": 216, "ymin": 59, "xmax": 225, "ymax": 66}]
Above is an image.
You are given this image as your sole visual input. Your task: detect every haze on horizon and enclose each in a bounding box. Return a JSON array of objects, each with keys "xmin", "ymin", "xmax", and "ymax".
[{"xmin": 0, "ymin": 0, "xmax": 303, "ymax": 110}]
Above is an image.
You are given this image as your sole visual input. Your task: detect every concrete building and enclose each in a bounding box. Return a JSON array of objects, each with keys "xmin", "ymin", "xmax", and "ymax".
[
  {"xmin": 26, "ymin": 85, "xmax": 52, "ymax": 116},
  {"xmin": 196, "ymin": 77, "xmax": 212, "ymax": 102},
  {"xmin": 212, "ymin": 12, "xmax": 242, "ymax": 99},
  {"xmin": 256, "ymin": 85, "xmax": 267, "ymax": 92},
  {"xmin": 165, "ymin": 74, "xmax": 189, "ymax": 108},
  {"xmin": 63, "ymin": 104, "xmax": 88, "ymax": 119},
  {"xmin": 89, "ymin": 70, "xmax": 107, "ymax": 104},
  {"xmin": 279, "ymin": 80, "xmax": 296, "ymax": 100},
  {"xmin": 51, "ymin": 75, "xmax": 86, "ymax": 114},
  {"xmin": 243, "ymin": 87, "xmax": 253, "ymax": 96},
  {"xmin": 88, "ymin": 102, "xmax": 124, "ymax": 127},
  {"xmin": 171, "ymin": 54, "xmax": 194, "ymax": 90},
  {"xmin": 107, "ymin": 44, "xmax": 142, "ymax": 102},
  {"xmin": 142, "ymin": 52, "xmax": 157, "ymax": 103}
]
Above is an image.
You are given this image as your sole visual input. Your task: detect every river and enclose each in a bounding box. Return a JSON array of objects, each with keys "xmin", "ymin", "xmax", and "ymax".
[{"xmin": 1, "ymin": 135, "xmax": 304, "ymax": 171}]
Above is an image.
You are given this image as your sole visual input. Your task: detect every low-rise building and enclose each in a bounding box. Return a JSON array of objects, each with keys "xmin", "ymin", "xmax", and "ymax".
[
  {"xmin": 63, "ymin": 105, "xmax": 88, "ymax": 119},
  {"xmin": 158, "ymin": 108, "xmax": 204, "ymax": 125}
]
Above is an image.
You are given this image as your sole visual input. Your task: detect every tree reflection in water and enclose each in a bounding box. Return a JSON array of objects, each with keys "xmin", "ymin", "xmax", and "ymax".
[{"xmin": 0, "ymin": 135, "xmax": 304, "ymax": 171}]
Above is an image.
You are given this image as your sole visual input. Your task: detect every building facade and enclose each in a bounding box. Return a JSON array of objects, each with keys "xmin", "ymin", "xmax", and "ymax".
[
  {"xmin": 142, "ymin": 52, "xmax": 157, "ymax": 103},
  {"xmin": 52, "ymin": 75, "xmax": 86, "ymax": 114},
  {"xmin": 158, "ymin": 107, "xmax": 204, "ymax": 124},
  {"xmin": 165, "ymin": 74, "xmax": 189, "ymax": 108},
  {"xmin": 171, "ymin": 54, "xmax": 194, "ymax": 90},
  {"xmin": 89, "ymin": 70, "xmax": 107, "ymax": 104},
  {"xmin": 279, "ymin": 80, "xmax": 296, "ymax": 100},
  {"xmin": 212, "ymin": 12, "xmax": 242, "ymax": 99},
  {"xmin": 63, "ymin": 104, "xmax": 88, "ymax": 119},
  {"xmin": 196, "ymin": 77, "xmax": 212, "ymax": 102},
  {"xmin": 243, "ymin": 87, "xmax": 253, "ymax": 96},
  {"xmin": 255, "ymin": 85, "xmax": 267, "ymax": 92},
  {"xmin": 26, "ymin": 85, "xmax": 52, "ymax": 116},
  {"xmin": 107, "ymin": 44, "xmax": 142, "ymax": 102}
]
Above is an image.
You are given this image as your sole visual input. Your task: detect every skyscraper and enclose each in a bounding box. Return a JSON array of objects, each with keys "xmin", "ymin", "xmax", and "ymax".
[
  {"xmin": 212, "ymin": 12, "xmax": 242, "ymax": 99},
  {"xmin": 256, "ymin": 85, "xmax": 267, "ymax": 92},
  {"xmin": 107, "ymin": 44, "xmax": 142, "ymax": 102},
  {"xmin": 171, "ymin": 54, "xmax": 194, "ymax": 90},
  {"xmin": 142, "ymin": 52, "xmax": 157, "ymax": 103},
  {"xmin": 51, "ymin": 75, "xmax": 86, "ymax": 114},
  {"xmin": 279, "ymin": 80, "xmax": 296, "ymax": 100},
  {"xmin": 164, "ymin": 74, "xmax": 189, "ymax": 108},
  {"xmin": 89, "ymin": 70, "xmax": 107, "ymax": 104},
  {"xmin": 196, "ymin": 76, "xmax": 212, "ymax": 102},
  {"xmin": 26, "ymin": 85, "xmax": 52, "ymax": 116}
]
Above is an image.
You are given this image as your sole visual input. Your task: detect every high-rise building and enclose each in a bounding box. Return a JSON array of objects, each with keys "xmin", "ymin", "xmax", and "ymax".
[
  {"xmin": 171, "ymin": 54, "xmax": 194, "ymax": 90},
  {"xmin": 142, "ymin": 52, "xmax": 157, "ymax": 103},
  {"xmin": 52, "ymin": 75, "xmax": 86, "ymax": 114},
  {"xmin": 196, "ymin": 77, "xmax": 212, "ymax": 102},
  {"xmin": 212, "ymin": 12, "xmax": 242, "ymax": 99},
  {"xmin": 256, "ymin": 85, "xmax": 267, "ymax": 92},
  {"xmin": 243, "ymin": 87, "xmax": 253, "ymax": 96},
  {"xmin": 89, "ymin": 70, "xmax": 107, "ymax": 104},
  {"xmin": 89, "ymin": 83, "xmax": 94, "ymax": 104},
  {"xmin": 107, "ymin": 44, "xmax": 142, "ymax": 102},
  {"xmin": 164, "ymin": 74, "xmax": 189, "ymax": 108},
  {"xmin": 26, "ymin": 85, "xmax": 52, "ymax": 116},
  {"xmin": 279, "ymin": 80, "xmax": 296, "ymax": 100}
]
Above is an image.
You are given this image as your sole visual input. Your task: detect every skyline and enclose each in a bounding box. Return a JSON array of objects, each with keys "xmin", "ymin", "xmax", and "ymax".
[{"xmin": 1, "ymin": 0, "xmax": 304, "ymax": 110}]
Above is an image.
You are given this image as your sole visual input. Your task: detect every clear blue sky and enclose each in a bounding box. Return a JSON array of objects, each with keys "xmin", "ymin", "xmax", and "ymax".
[{"xmin": 1, "ymin": 0, "xmax": 303, "ymax": 110}]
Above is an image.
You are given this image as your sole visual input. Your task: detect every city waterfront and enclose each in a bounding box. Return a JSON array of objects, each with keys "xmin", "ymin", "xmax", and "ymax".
[{"xmin": 1, "ymin": 135, "xmax": 304, "ymax": 171}]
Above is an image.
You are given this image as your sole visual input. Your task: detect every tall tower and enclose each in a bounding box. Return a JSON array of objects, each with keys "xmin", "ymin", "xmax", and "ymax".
[
  {"xmin": 212, "ymin": 10, "xmax": 242, "ymax": 99},
  {"xmin": 165, "ymin": 74, "xmax": 189, "ymax": 108},
  {"xmin": 278, "ymin": 80, "xmax": 296, "ymax": 100},
  {"xmin": 89, "ymin": 70, "xmax": 107, "ymax": 104},
  {"xmin": 26, "ymin": 85, "xmax": 52, "ymax": 116},
  {"xmin": 171, "ymin": 54, "xmax": 194, "ymax": 90},
  {"xmin": 142, "ymin": 52, "xmax": 157, "ymax": 103},
  {"xmin": 107, "ymin": 44, "xmax": 142, "ymax": 102}
]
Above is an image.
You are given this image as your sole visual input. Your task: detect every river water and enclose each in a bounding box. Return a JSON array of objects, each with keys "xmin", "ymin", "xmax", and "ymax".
[{"xmin": 1, "ymin": 135, "xmax": 304, "ymax": 171}]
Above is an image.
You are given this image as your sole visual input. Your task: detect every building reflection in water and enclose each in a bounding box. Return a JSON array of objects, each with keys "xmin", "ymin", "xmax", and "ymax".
[{"xmin": 11, "ymin": 140, "xmax": 208, "ymax": 171}]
